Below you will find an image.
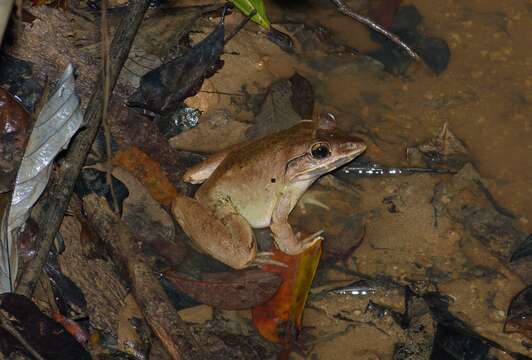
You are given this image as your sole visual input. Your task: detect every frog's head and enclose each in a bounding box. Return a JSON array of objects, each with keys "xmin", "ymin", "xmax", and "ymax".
[{"xmin": 286, "ymin": 113, "xmax": 366, "ymax": 182}]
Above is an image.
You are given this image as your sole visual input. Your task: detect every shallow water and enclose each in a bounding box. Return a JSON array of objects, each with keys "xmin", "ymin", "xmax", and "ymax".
[
  {"xmin": 264, "ymin": 0, "xmax": 532, "ymax": 234},
  {"xmin": 254, "ymin": 0, "xmax": 532, "ymax": 358}
]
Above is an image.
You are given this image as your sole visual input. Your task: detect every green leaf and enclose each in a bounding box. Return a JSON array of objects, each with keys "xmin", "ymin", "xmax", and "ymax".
[{"xmin": 230, "ymin": 0, "xmax": 270, "ymax": 29}]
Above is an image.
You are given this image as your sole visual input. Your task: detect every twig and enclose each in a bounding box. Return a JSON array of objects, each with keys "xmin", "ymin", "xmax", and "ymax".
[
  {"xmin": 329, "ymin": 0, "xmax": 420, "ymax": 60},
  {"xmin": 16, "ymin": 0, "xmax": 151, "ymax": 297},
  {"xmin": 224, "ymin": 9, "xmax": 256, "ymax": 44},
  {"xmin": 101, "ymin": 0, "xmax": 119, "ymax": 213},
  {"xmin": 83, "ymin": 194, "xmax": 204, "ymax": 360},
  {"xmin": 0, "ymin": 310, "xmax": 45, "ymax": 360}
]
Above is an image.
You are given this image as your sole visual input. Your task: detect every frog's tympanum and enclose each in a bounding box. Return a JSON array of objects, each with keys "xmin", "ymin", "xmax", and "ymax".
[{"xmin": 172, "ymin": 113, "xmax": 366, "ymax": 269}]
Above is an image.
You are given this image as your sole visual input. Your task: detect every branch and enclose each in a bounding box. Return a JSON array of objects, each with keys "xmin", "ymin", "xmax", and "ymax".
[
  {"xmin": 329, "ymin": 0, "xmax": 420, "ymax": 60},
  {"xmin": 83, "ymin": 194, "xmax": 204, "ymax": 360},
  {"xmin": 16, "ymin": 0, "xmax": 151, "ymax": 297}
]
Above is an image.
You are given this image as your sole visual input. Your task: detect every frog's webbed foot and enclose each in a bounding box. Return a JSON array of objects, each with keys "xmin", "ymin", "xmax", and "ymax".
[
  {"xmin": 270, "ymin": 223, "xmax": 324, "ymax": 256},
  {"xmin": 251, "ymin": 252, "xmax": 288, "ymax": 268},
  {"xmin": 298, "ymin": 230, "xmax": 324, "ymax": 245}
]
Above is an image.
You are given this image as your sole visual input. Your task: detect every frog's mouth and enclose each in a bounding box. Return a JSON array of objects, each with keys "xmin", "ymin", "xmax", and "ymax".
[
  {"xmin": 296, "ymin": 155, "xmax": 357, "ymax": 180},
  {"xmin": 287, "ymin": 141, "xmax": 367, "ymax": 182}
]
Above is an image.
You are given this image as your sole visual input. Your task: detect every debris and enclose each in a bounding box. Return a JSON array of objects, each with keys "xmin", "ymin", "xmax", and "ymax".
[
  {"xmin": 368, "ymin": 5, "xmax": 450, "ymax": 74},
  {"xmin": 247, "ymin": 72, "xmax": 314, "ymax": 139},
  {"xmin": 505, "ymin": 285, "xmax": 532, "ymax": 341},
  {"xmin": 16, "ymin": 0, "xmax": 151, "ymax": 298},
  {"xmin": 0, "ymin": 293, "xmax": 90, "ymax": 359},
  {"xmin": 165, "ymin": 270, "xmax": 281, "ymax": 310},
  {"xmin": 177, "ymin": 305, "xmax": 214, "ymax": 324},
  {"xmin": 127, "ymin": 10, "xmax": 226, "ymax": 115},
  {"xmin": 83, "ymin": 194, "xmax": 204, "ymax": 359},
  {"xmin": 0, "ymin": 87, "xmax": 29, "ymax": 194}
]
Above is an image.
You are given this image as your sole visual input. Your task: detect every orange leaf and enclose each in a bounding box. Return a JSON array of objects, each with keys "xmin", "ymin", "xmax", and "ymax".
[
  {"xmin": 113, "ymin": 146, "xmax": 177, "ymax": 207},
  {"xmin": 252, "ymin": 240, "xmax": 322, "ymax": 345},
  {"xmin": 52, "ymin": 312, "xmax": 89, "ymax": 344}
]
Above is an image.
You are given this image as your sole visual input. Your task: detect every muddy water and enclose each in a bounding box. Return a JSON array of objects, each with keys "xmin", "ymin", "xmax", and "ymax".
[
  {"xmin": 170, "ymin": 1, "xmax": 531, "ymax": 356},
  {"xmin": 265, "ymin": 0, "xmax": 532, "ymax": 233},
  {"xmin": 246, "ymin": 0, "xmax": 532, "ymax": 358}
]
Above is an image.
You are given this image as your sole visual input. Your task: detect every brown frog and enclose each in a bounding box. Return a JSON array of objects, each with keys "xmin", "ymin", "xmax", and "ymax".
[{"xmin": 172, "ymin": 113, "xmax": 366, "ymax": 269}]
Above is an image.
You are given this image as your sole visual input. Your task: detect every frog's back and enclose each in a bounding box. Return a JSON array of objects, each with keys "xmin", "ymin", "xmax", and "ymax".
[{"xmin": 196, "ymin": 123, "xmax": 313, "ymax": 228}]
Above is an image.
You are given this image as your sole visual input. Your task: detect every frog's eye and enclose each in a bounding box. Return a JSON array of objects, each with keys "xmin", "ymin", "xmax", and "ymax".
[{"xmin": 310, "ymin": 142, "xmax": 331, "ymax": 159}]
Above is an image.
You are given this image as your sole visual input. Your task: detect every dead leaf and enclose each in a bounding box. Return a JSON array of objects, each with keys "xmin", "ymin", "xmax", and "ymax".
[
  {"xmin": 111, "ymin": 106, "xmax": 202, "ymax": 196},
  {"xmin": 292, "ymin": 182, "xmax": 364, "ymax": 260},
  {"xmin": 504, "ymin": 285, "xmax": 532, "ymax": 340},
  {"xmin": 1, "ymin": 64, "xmax": 82, "ymax": 294},
  {"xmin": 113, "ymin": 146, "xmax": 178, "ymax": 207},
  {"xmin": 252, "ymin": 240, "xmax": 322, "ymax": 345},
  {"xmin": 109, "ymin": 166, "xmax": 188, "ymax": 268},
  {"xmin": 169, "ymin": 110, "xmax": 250, "ymax": 153},
  {"xmin": 164, "ymin": 269, "xmax": 282, "ymax": 310},
  {"xmin": 246, "ymin": 73, "xmax": 314, "ymax": 140},
  {"xmin": 0, "ymin": 87, "xmax": 30, "ymax": 193},
  {"xmin": 51, "ymin": 312, "xmax": 89, "ymax": 344},
  {"xmin": 127, "ymin": 12, "xmax": 225, "ymax": 114}
]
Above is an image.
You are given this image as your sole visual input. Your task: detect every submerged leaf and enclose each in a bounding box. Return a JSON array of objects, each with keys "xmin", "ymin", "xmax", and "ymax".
[
  {"xmin": 252, "ymin": 240, "xmax": 322, "ymax": 345},
  {"xmin": 246, "ymin": 73, "xmax": 314, "ymax": 140},
  {"xmin": 165, "ymin": 269, "xmax": 281, "ymax": 310},
  {"xmin": 0, "ymin": 64, "xmax": 82, "ymax": 293},
  {"xmin": 230, "ymin": 0, "xmax": 270, "ymax": 29}
]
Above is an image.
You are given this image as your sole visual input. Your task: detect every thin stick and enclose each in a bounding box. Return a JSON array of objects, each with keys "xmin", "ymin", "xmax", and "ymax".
[
  {"xmin": 16, "ymin": 0, "xmax": 151, "ymax": 297},
  {"xmin": 224, "ymin": 9, "xmax": 255, "ymax": 44},
  {"xmin": 329, "ymin": 0, "xmax": 420, "ymax": 60},
  {"xmin": 83, "ymin": 194, "xmax": 203, "ymax": 359},
  {"xmin": 0, "ymin": 310, "xmax": 45, "ymax": 360},
  {"xmin": 101, "ymin": 0, "xmax": 119, "ymax": 213}
]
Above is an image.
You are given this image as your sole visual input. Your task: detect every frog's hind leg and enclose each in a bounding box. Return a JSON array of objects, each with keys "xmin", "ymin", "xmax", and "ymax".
[{"xmin": 172, "ymin": 195, "xmax": 257, "ymax": 269}]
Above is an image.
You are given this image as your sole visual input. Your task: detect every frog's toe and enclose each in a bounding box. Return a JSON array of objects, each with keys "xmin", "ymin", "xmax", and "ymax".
[
  {"xmin": 253, "ymin": 252, "xmax": 288, "ymax": 268},
  {"xmin": 299, "ymin": 230, "xmax": 324, "ymax": 245}
]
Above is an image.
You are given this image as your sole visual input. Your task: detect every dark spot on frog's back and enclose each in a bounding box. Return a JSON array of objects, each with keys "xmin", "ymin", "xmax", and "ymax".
[{"xmin": 271, "ymin": 178, "xmax": 276, "ymax": 183}]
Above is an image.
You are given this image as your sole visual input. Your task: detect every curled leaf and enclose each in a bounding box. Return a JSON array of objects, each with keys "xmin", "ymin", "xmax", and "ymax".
[{"xmin": 1, "ymin": 64, "xmax": 82, "ymax": 293}]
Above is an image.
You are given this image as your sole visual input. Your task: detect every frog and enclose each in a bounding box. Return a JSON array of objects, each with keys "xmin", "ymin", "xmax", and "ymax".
[{"xmin": 172, "ymin": 113, "xmax": 366, "ymax": 269}]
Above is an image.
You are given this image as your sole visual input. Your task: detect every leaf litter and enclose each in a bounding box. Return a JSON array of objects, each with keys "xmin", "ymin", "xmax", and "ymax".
[{"xmin": 0, "ymin": 1, "xmax": 530, "ymax": 359}]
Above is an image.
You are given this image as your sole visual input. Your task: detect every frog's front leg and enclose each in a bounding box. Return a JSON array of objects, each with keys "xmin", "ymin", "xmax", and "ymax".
[
  {"xmin": 183, "ymin": 149, "xmax": 232, "ymax": 184},
  {"xmin": 270, "ymin": 192, "xmax": 323, "ymax": 255},
  {"xmin": 172, "ymin": 195, "xmax": 256, "ymax": 269}
]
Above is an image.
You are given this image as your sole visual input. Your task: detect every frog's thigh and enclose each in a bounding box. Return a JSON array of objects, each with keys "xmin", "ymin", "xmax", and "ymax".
[{"xmin": 172, "ymin": 195, "xmax": 256, "ymax": 269}]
